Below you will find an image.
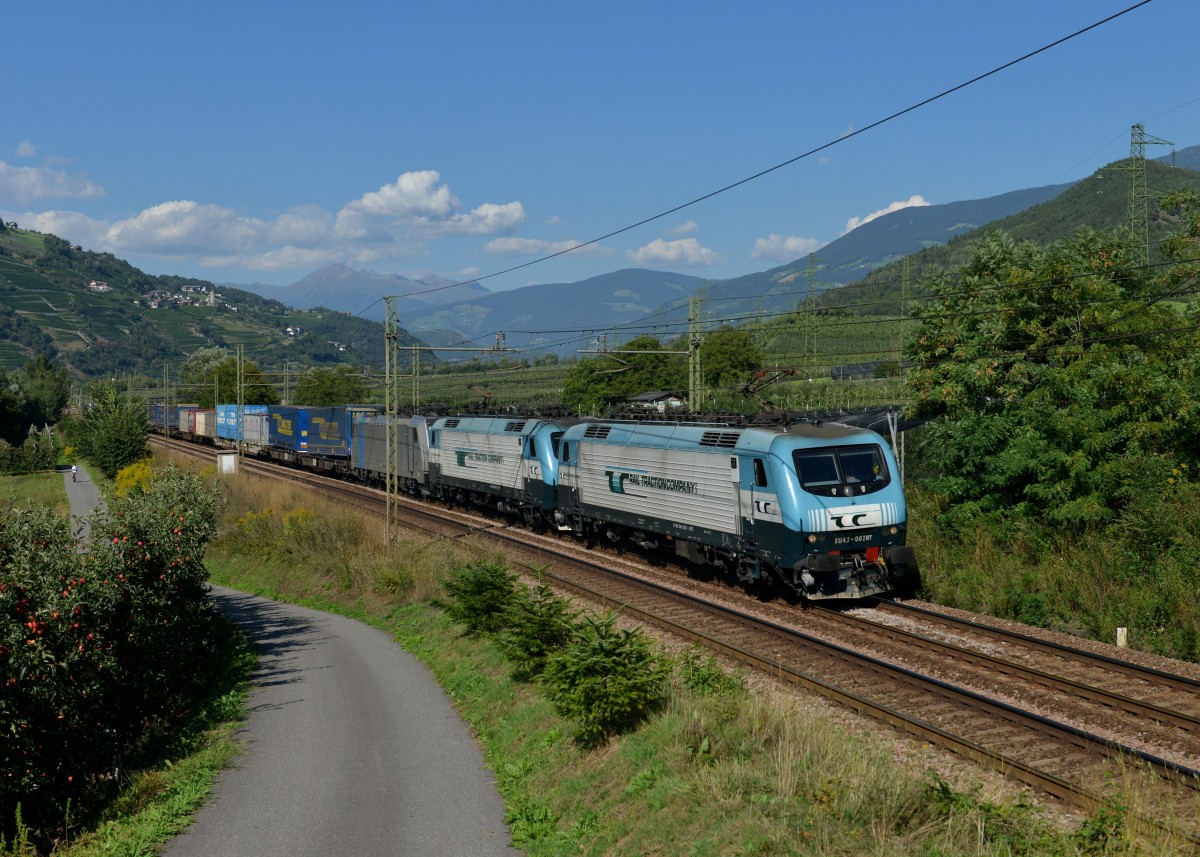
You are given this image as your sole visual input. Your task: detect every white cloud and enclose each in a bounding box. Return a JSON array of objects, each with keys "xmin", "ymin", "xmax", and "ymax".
[
  {"xmin": 751, "ymin": 233, "xmax": 824, "ymax": 262},
  {"xmin": 344, "ymin": 170, "xmax": 458, "ymax": 218},
  {"xmin": 843, "ymin": 194, "xmax": 929, "ymax": 234},
  {"xmin": 628, "ymin": 238, "xmax": 723, "ymax": 268},
  {"xmin": 105, "ymin": 200, "xmax": 268, "ymax": 255},
  {"xmin": 483, "ymin": 236, "xmax": 616, "ymax": 259},
  {"xmin": 15, "ymin": 142, "xmax": 36, "ymax": 159},
  {"xmin": 268, "ymin": 205, "xmax": 333, "ymax": 245},
  {"xmin": 0, "ymin": 161, "xmax": 104, "ymax": 206},
  {"xmin": 484, "ymin": 237, "xmax": 579, "ymax": 256},
  {"xmin": 418, "ymin": 201, "xmax": 525, "ymax": 237},
  {"xmin": 226, "ymin": 246, "xmax": 342, "ymax": 271},
  {"xmin": 6, "ymin": 210, "xmax": 109, "ymax": 247},
  {"xmin": 665, "ymin": 219, "xmax": 698, "ymax": 237},
  {"xmin": 7, "ymin": 169, "xmax": 526, "ymax": 275}
]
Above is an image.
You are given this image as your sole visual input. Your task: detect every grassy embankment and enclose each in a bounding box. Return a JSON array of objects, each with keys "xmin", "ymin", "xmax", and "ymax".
[
  {"xmin": 189, "ymin": 456, "xmax": 1184, "ymax": 856},
  {"xmin": 907, "ymin": 460, "xmax": 1200, "ymax": 664},
  {"xmin": 0, "ymin": 471, "xmax": 69, "ymax": 515}
]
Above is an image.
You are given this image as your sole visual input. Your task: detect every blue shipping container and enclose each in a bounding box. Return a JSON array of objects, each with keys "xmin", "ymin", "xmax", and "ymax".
[
  {"xmin": 149, "ymin": 403, "xmax": 173, "ymax": 431},
  {"xmin": 305, "ymin": 406, "xmax": 353, "ymax": 457},
  {"xmin": 267, "ymin": 406, "xmax": 311, "ymax": 453},
  {"xmin": 216, "ymin": 404, "xmax": 269, "ymax": 441}
]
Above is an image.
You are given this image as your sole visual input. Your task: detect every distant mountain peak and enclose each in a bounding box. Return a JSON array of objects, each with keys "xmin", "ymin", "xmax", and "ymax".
[{"xmin": 228, "ymin": 265, "xmax": 490, "ymax": 317}]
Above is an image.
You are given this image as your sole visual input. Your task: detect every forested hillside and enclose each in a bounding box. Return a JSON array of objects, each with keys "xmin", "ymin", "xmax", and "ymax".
[
  {"xmin": 0, "ymin": 226, "xmax": 426, "ymax": 378},
  {"xmin": 820, "ymin": 159, "xmax": 1200, "ymax": 314}
]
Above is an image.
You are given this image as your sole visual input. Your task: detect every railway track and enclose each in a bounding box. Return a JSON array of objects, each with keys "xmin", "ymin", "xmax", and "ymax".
[{"xmin": 157, "ymin": 436, "xmax": 1200, "ymax": 841}]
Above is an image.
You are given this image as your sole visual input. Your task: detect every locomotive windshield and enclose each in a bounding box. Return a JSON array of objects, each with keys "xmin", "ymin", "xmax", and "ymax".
[{"xmin": 793, "ymin": 444, "xmax": 889, "ymax": 496}]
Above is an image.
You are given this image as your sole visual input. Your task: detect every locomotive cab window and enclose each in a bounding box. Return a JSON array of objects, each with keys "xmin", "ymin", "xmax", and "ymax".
[
  {"xmin": 528, "ymin": 437, "xmax": 537, "ymax": 457},
  {"xmin": 753, "ymin": 458, "xmax": 768, "ymax": 487},
  {"xmin": 561, "ymin": 442, "xmax": 570, "ymax": 462},
  {"xmin": 793, "ymin": 445, "xmax": 889, "ymax": 496}
]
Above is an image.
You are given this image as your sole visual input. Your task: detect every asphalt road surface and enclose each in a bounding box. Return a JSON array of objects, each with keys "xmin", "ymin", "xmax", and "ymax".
[
  {"xmin": 164, "ymin": 588, "xmax": 519, "ymax": 857},
  {"xmin": 60, "ymin": 465, "xmax": 514, "ymax": 854},
  {"xmin": 63, "ymin": 463, "xmax": 103, "ymax": 543}
]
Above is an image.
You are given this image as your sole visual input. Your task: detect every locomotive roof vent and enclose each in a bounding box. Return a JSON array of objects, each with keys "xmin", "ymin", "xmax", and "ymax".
[
  {"xmin": 504, "ymin": 421, "xmax": 527, "ymax": 432},
  {"xmin": 444, "ymin": 418, "xmax": 461, "ymax": 428},
  {"xmin": 699, "ymin": 431, "xmax": 740, "ymax": 448},
  {"xmin": 584, "ymin": 425, "xmax": 612, "ymax": 439}
]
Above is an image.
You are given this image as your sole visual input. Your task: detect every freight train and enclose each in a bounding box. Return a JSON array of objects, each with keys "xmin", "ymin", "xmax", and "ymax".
[{"xmin": 150, "ymin": 403, "xmax": 918, "ymax": 600}]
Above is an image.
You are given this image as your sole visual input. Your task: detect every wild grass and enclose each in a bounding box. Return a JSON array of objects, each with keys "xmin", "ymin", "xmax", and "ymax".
[
  {"xmin": 908, "ymin": 485, "xmax": 1200, "ymax": 662},
  {"xmin": 0, "ymin": 471, "xmax": 69, "ymax": 514},
  {"xmin": 197, "ymin": 466, "xmax": 1190, "ymax": 855}
]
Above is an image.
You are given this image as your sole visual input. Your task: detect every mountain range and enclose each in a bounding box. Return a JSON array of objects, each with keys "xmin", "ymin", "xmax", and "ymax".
[
  {"xmin": 226, "ymin": 179, "xmax": 1077, "ymax": 355},
  {"xmin": 4, "ymin": 143, "xmax": 1199, "ymax": 376},
  {"xmin": 220, "ymin": 143, "xmax": 1200, "ymax": 355},
  {"xmin": 226, "ymin": 266, "xmax": 489, "ymax": 320}
]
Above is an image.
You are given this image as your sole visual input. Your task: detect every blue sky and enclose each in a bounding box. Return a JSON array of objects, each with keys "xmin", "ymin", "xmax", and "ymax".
[{"xmin": 3, "ymin": 0, "xmax": 1197, "ymax": 294}]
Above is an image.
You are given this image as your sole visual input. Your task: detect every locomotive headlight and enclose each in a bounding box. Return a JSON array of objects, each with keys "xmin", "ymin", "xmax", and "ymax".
[
  {"xmin": 889, "ymin": 526, "xmax": 898, "ymax": 536},
  {"xmin": 807, "ymin": 534, "xmax": 817, "ymax": 543}
]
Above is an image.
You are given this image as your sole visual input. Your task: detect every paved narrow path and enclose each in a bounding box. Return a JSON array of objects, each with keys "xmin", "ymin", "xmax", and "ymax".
[
  {"xmin": 60, "ymin": 464, "xmax": 518, "ymax": 856},
  {"xmin": 165, "ymin": 589, "xmax": 518, "ymax": 857},
  {"xmin": 62, "ymin": 462, "xmax": 103, "ymax": 543}
]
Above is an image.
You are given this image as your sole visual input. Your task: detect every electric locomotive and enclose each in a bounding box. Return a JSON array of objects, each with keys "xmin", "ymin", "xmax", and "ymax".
[
  {"xmin": 554, "ymin": 418, "xmax": 917, "ymax": 599},
  {"xmin": 426, "ymin": 413, "xmax": 586, "ymax": 527}
]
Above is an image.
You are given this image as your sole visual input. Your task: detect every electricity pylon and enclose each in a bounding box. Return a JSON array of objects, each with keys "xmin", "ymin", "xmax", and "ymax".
[{"xmin": 1126, "ymin": 123, "xmax": 1173, "ymax": 264}]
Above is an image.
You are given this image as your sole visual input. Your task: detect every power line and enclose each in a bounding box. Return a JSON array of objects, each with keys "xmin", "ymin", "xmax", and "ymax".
[{"xmin": 353, "ymin": 0, "xmax": 1153, "ymax": 318}]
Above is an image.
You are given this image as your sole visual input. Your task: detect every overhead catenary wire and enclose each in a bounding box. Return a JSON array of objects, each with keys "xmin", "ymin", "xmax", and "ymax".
[{"xmin": 352, "ymin": 0, "xmax": 1154, "ymax": 320}]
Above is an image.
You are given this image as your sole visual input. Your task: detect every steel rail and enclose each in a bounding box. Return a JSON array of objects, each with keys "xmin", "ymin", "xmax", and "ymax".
[
  {"xmin": 870, "ymin": 598, "xmax": 1200, "ymax": 696},
  {"xmin": 152, "ymin": 434, "xmax": 1200, "ymax": 841},
  {"xmin": 812, "ymin": 604, "xmax": 1200, "ymax": 737}
]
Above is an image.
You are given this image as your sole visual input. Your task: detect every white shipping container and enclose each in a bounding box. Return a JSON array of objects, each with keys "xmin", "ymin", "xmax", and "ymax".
[
  {"xmin": 193, "ymin": 410, "xmax": 216, "ymax": 439},
  {"xmin": 243, "ymin": 413, "xmax": 269, "ymax": 447}
]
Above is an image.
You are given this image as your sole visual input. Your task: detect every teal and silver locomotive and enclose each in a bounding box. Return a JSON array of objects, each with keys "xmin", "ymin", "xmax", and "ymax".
[{"xmin": 553, "ymin": 419, "xmax": 917, "ymax": 599}]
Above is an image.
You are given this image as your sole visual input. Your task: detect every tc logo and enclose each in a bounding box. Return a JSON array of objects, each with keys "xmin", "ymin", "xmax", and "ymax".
[
  {"xmin": 606, "ymin": 471, "xmax": 628, "ymax": 493},
  {"xmin": 754, "ymin": 499, "xmax": 774, "ymax": 515},
  {"xmin": 455, "ymin": 451, "xmax": 469, "ymax": 467},
  {"xmin": 830, "ymin": 513, "xmax": 868, "ymax": 528}
]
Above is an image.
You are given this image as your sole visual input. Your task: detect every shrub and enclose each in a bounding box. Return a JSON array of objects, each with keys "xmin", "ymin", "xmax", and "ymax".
[
  {"xmin": 499, "ymin": 579, "xmax": 577, "ymax": 680},
  {"xmin": 114, "ymin": 458, "xmax": 155, "ymax": 497},
  {"xmin": 74, "ymin": 384, "xmax": 149, "ymax": 478},
  {"xmin": 542, "ymin": 611, "xmax": 669, "ymax": 746},
  {"xmin": 439, "ymin": 559, "xmax": 518, "ymax": 634},
  {"xmin": 0, "ymin": 427, "xmax": 55, "ymax": 475},
  {"xmin": 678, "ymin": 645, "xmax": 745, "ymax": 697},
  {"xmin": 0, "ymin": 465, "xmax": 223, "ymax": 843}
]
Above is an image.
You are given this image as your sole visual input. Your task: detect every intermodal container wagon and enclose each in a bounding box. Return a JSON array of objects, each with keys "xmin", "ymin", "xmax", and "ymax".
[{"xmin": 216, "ymin": 404, "xmax": 269, "ymax": 441}]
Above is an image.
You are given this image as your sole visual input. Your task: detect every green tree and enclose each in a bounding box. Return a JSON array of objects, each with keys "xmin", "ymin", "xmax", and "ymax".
[
  {"xmin": 0, "ymin": 467, "xmax": 224, "ymax": 842},
  {"xmin": 76, "ymin": 383, "xmax": 150, "ymax": 477},
  {"xmin": 905, "ymin": 229, "xmax": 1200, "ymax": 528},
  {"xmin": 697, "ymin": 326, "xmax": 764, "ymax": 394},
  {"xmin": 293, "ymin": 365, "xmax": 371, "ymax": 406},
  {"xmin": 0, "ymin": 369, "xmax": 27, "ymax": 445},
  {"xmin": 542, "ymin": 611, "xmax": 669, "ymax": 746},
  {"xmin": 178, "ymin": 346, "xmax": 229, "ymax": 394},
  {"xmin": 178, "ymin": 348, "xmax": 280, "ymax": 408},
  {"xmin": 562, "ymin": 335, "xmax": 686, "ymax": 413},
  {"xmin": 16, "ymin": 355, "xmax": 70, "ymax": 427}
]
